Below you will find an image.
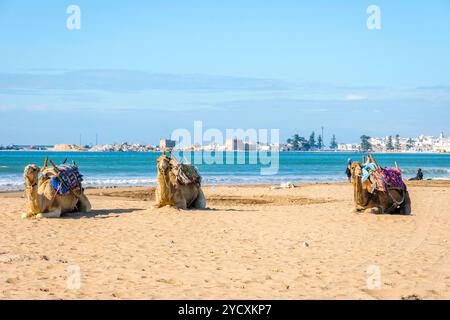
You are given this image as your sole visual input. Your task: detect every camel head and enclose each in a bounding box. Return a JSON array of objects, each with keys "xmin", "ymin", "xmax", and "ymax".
[
  {"xmin": 349, "ymin": 161, "xmax": 362, "ymax": 182},
  {"xmin": 23, "ymin": 164, "xmax": 41, "ymax": 185},
  {"xmin": 157, "ymin": 155, "xmax": 172, "ymax": 175}
]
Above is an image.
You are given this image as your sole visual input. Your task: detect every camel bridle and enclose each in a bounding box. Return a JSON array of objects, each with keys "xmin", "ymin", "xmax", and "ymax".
[
  {"xmin": 351, "ymin": 163, "xmax": 363, "ymax": 180},
  {"xmin": 351, "ymin": 163, "xmax": 374, "ymax": 207},
  {"xmin": 24, "ymin": 166, "xmax": 40, "ymax": 188}
]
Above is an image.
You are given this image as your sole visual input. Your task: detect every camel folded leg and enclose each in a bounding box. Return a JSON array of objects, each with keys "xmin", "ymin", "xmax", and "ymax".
[
  {"xmin": 153, "ymin": 202, "xmax": 164, "ymax": 209},
  {"xmin": 364, "ymin": 207, "xmax": 383, "ymax": 214},
  {"xmin": 350, "ymin": 206, "xmax": 383, "ymax": 214},
  {"xmin": 153, "ymin": 188, "xmax": 168, "ymax": 208},
  {"xmin": 351, "ymin": 205, "xmax": 367, "ymax": 214},
  {"xmin": 76, "ymin": 192, "xmax": 92, "ymax": 212},
  {"xmin": 21, "ymin": 211, "xmax": 37, "ymax": 219},
  {"xmin": 37, "ymin": 209, "xmax": 62, "ymax": 219},
  {"xmin": 193, "ymin": 189, "xmax": 206, "ymax": 209},
  {"xmin": 399, "ymin": 192, "xmax": 412, "ymax": 215},
  {"xmin": 350, "ymin": 207, "xmax": 362, "ymax": 214},
  {"xmin": 175, "ymin": 198, "xmax": 187, "ymax": 210}
]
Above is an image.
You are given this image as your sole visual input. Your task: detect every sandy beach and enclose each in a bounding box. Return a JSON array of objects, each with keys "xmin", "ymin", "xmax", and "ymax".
[{"xmin": 1, "ymin": 181, "xmax": 449, "ymax": 300}]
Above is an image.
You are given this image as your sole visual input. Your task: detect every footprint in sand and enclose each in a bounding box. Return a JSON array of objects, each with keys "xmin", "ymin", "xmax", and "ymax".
[{"xmin": 5, "ymin": 277, "xmax": 19, "ymax": 284}]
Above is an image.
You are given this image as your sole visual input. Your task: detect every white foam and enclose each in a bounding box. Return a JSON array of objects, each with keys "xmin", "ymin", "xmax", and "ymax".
[
  {"xmin": 0, "ymin": 177, "xmax": 23, "ymax": 191},
  {"xmin": 402, "ymin": 167, "xmax": 450, "ymax": 174},
  {"xmin": 83, "ymin": 177, "xmax": 157, "ymax": 188}
]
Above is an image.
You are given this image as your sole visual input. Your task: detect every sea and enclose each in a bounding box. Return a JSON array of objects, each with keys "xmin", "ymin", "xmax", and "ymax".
[{"xmin": 1, "ymin": 151, "xmax": 450, "ymax": 191}]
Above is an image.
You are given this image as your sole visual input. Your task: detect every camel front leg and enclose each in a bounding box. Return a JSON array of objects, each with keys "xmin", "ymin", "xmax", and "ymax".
[
  {"xmin": 350, "ymin": 204, "xmax": 367, "ymax": 214},
  {"xmin": 37, "ymin": 209, "xmax": 62, "ymax": 219},
  {"xmin": 77, "ymin": 193, "xmax": 92, "ymax": 213},
  {"xmin": 153, "ymin": 188, "xmax": 165, "ymax": 208},
  {"xmin": 175, "ymin": 198, "xmax": 187, "ymax": 210},
  {"xmin": 364, "ymin": 207, "xmax": 383, "ymax": 215},
  {"xmin": 21, "ymin": 211, "xmax": 36, "ymax": 219},
  {"xmin": 399, "ymin": 192, "xmax": 412, "ymax": 215},
  {"xmin": 193, "ymin": 189, "xmax": 206, "ymax": 209}
]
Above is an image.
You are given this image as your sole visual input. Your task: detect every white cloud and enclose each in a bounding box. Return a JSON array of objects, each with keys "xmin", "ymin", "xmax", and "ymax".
[
  {"xmin": 345, "ymin": 94, "xmax": 366, "ymax": 101},
  {"xmin": 0, "ymin": 105, "xmax": 14, "ymax": 112}
]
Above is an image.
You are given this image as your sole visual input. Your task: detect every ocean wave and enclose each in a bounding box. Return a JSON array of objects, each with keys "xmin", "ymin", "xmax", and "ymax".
[
  {"xmin": 401, "ymin": 168, "xmax": 450, "ymax": 174},
  {"xmin": 0, "ymin": 178, "xmax": 23, "ymax": 191},
  {"xmin": 83, "ymin": 177, "xmax": 157, "ymax": 187}
]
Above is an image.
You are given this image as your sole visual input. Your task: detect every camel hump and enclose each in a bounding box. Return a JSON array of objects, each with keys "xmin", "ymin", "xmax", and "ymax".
[{"xmin": 172, "ymin": 163, "xmax": 202, "ymax": 185}]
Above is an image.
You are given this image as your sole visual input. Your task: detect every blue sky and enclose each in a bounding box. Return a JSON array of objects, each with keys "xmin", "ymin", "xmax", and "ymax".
[{"xmin": 0, "ymin": 0, "xmax": 449, "ymax": 145}]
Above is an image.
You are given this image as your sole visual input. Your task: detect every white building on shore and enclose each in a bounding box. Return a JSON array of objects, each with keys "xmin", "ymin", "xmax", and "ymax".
[
  {"xmin": 338, "ymin": 143, "xmax": 360, "ymax": 152},
  {"xmin": 433, "ymin": 132, "xmax": 450, "ymax": 152},
  {"xmin": 348, "ymin": 132, "xmax": 450, "ymax": 153}
]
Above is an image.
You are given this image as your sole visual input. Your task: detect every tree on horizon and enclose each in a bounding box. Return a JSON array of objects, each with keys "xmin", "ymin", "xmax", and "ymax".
[
  {"xmin": 406, "ymin": 138, "xmax": 415, "ymax": 150},
  {"xmin": 317, "ymin": 135, "xmax": 323, "ymax": 150},
  {"xmin": 287, "ymin": 133, "xmax": 311, "ymax": 151},
  {"xmin": 360, "ymin": 135, "xmax": 372, "ymax": 152},
  {"xmin": 395, "ymin": 134, "xmax": 401, "ymax": 150},
  {"xmin": 386, "ymin": 136, "xmax": 394, "ymax": 150},
  {"xmin": 330, "ymin": 134, "xmax": 338, "ymax": 149},
  {"xmin": 308, "ymin": 131, "xmax": 316, "ymax": 150}
]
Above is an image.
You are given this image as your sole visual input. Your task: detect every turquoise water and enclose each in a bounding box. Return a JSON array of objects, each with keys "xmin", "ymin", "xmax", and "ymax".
[{"xmin": 1, "ymin": 151, "xmax": 450, "ymax": 191}]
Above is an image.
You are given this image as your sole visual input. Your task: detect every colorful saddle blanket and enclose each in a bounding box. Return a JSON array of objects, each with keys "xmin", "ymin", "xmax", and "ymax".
[
  {"xmin": 366, "ymin": 166, "xmax": 407, "ymax": 193},
  {"xmin": 50, "ymin": 164, "xmax": 83, "ymax": 195}
]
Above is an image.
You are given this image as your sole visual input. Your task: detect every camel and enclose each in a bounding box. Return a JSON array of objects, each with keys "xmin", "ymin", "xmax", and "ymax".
[
  {"xmin": 23, "ymin": 164, "xmax": 91, "ymax": 219},
  {"xmin": 154, "ymin": 153, "xmax": 206, "ymax": 210},
  {"xmin": 350, "ymin": 161, "xmax": 411, "ymax": 215}
]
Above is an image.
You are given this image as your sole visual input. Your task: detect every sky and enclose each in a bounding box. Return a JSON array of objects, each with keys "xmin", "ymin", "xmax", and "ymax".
[{"xmin": 0, "ymin": 0, "xmax": 449, "ymax": 145}]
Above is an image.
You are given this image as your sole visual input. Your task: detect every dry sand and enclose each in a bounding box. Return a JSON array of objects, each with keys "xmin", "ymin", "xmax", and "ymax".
[{"xmin": 1, "ymin": 181, "xmax": 449, "ymax": 300}]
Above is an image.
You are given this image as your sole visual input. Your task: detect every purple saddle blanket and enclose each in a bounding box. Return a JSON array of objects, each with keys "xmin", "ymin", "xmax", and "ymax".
[{"xmin": 50, "ymin": 164, "xmax": 83, "ymax": 195}]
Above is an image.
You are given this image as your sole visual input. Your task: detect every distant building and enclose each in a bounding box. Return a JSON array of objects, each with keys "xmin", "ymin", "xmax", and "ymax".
[
  {"xmin": 244, "ymin": 141, "xmax": 257, "ymax": 152},
  {"xmin": 338, "ymin": 143, "xmax": 360, "ymax": 152},
  {"xmin": 415, "ymin": 135, "xmax": 434, "ymax": 152},
  {"xmin": 225, "ymin": 138, "xmax": 245, "ymax": 151},
  {"xmin": 160, "ymin": 138, "xmax": 176, "ymax": 150},
  {"xmin": 434, "ymin": 132, "xmax": 450, "ymax": 152},
  {"xmin": 335, "ymin": 132, "xmax": 450, "ymax": 153}
]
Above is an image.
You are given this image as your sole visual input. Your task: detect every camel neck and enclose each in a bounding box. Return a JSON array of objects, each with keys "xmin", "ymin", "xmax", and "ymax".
[
  {"xmin": 354, "ymin": 177, "xmax": 369, "ymax": 207},
  {"xmin": 25, "ymin": 179, "xmax": 40, "ymax": 214},
  {"xmin": 158, "ymin": 171, "xmax": 174, "ymax": 202}
]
